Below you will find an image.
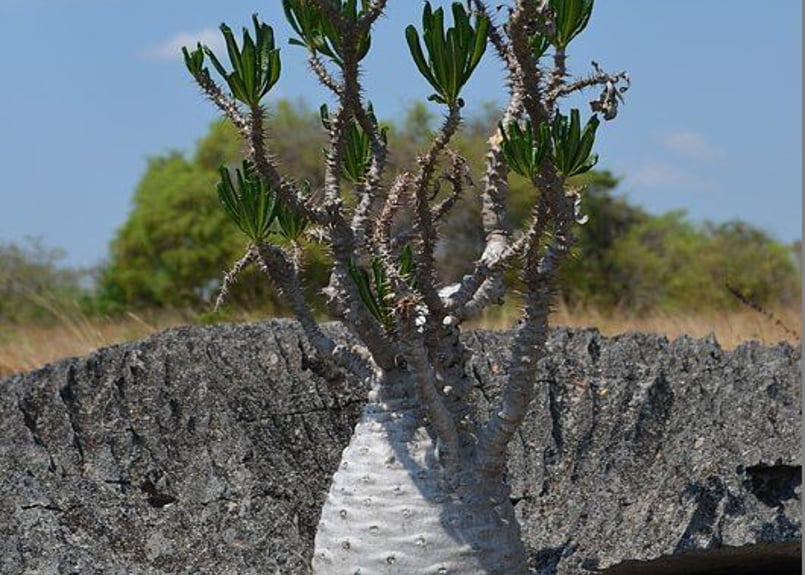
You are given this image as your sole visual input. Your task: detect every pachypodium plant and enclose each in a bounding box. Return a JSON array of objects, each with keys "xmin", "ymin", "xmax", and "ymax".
[{"xmin": 184, "ymin": 1, "xmax": 628, "ymax": 573}]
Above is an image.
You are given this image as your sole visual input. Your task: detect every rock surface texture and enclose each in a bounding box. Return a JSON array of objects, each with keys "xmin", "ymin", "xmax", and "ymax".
[{"xmin": 1, "ymin": 319, "xmax": 800, "ymax": 574}]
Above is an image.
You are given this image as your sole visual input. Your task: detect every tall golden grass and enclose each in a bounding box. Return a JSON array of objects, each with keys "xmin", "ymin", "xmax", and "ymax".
[
  {"xmin": 1, "ymin": 301, "xmax": 799, "ymax": 379},
  {"xmin": 469, "ymin": 301, "xmax": 801, "ymax": 349}
]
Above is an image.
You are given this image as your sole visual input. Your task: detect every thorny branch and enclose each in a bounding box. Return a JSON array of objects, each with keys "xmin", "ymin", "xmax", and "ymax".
[
  {"xmin": 410, "ymin": 104, "xmax": 463, "ymax": 315},
  {"xmin": 214, "ymin": 246, "xmax": 257, "ymax": 311},
  {"xmin": 550, "ymin": 61, "xmax": 630, "ymax": 119}
]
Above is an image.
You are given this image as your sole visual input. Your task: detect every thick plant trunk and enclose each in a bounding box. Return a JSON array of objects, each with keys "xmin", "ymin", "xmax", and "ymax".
[{"xmin": 312, "ymin": 374, "xmax": 529, "ymax": 574}]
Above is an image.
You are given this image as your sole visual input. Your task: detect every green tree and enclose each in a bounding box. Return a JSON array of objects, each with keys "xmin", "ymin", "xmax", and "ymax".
[
  {"xmin": 0, "ymin": 237, "xmax": 87, "ymax": 324},
  {"xmin": 99, "ymin": 100, "xmax": 330, "ymax": 312},
  {"xmin": 100, "ymin": 152, "xmax": 242, "ymax": 309},
  {"xmin": 607, "ymin": 214, "xmax": 800, "ymax": 313},
  {"xmin": 558, "ymin": 170, "xmax": 649, "ymax": 308},
  {"xmin": 704, "ymin": 220, "xmax": 799, "ymax": 308}
]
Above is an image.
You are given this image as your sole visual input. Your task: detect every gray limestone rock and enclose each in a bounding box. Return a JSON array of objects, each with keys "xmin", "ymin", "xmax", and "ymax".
[{"xmin": 0, "ymin": 319, "xmax": 800, "ymax": 574}]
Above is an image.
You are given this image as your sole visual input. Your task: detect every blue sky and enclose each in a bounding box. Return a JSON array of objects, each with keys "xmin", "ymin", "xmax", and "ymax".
[{"xmin": 0, "ymin": 0, "xmax": 801, "ymax": 269}]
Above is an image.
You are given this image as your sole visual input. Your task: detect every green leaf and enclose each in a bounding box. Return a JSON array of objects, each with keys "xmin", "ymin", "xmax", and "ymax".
[
  {"xmin": 405, "ymin": 2, "xmax": 488, "ymax": 107},
  {"xmin": 240, "ymin": 29, "xmax": 257, "ymax": 99},
  {"xmin": 347, "ymin": 247, "xmax": 420, "ymax": 332},
  {"xmin": 398, "ymin": 244, "xmax": 418, "ymax": 289},
  {"xmin": 320, "ymin": 103, "xmax": 383, "ymax": 183},
  {"xmin": 282, "ymin": 0, "xmax": 371, "ymax": 67},
  {"xmin": 549, "ymin": 109, "xmax": 599, "ymax": 177},
  {"xmin": 275, "ymin": 181, "xmax": 309, "ymax": 241},
  {"xmin": 347, "ymin": 258, "xmax": 387, "ymax": 327},
  {"xmin": 405, "ymin": 25, "xmax": 437, "ymax": 87},
  {"xmin": 319, "ymin": 103, "xmax": 332, "ymax": 130},
  {"xmin": 530, "ymin": 34, "xmax": 551, "ymax": 59},
  {"xmin": 467, "ymin": 7, "xmax": 490, "ymax": 76},
  {"xmin": 182, "ymin": 44, "xmax": 206, "ymax": 77},
  {"xmin": 551, "ymin": 0, "xmax": 594, "ymax": 49},
  {"xmin": 498, "ymin": 119, "xmax": 552, "ymax": 180},
  {"xmin": 371, "ymin": 257, "xmax": 391, "ymax": 310},
  {"xmin": 204, "ymin": 45, "xmax": 230, "ymax": 83},
  {"xmin": 201, "ymin": 15, "xmax": 281, "ymax": 108}
]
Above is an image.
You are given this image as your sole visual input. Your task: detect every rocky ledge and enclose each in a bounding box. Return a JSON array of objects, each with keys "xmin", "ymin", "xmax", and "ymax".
[{"xmin": 0, "ymin": 320, "xmax": 800, "ymax": 574}]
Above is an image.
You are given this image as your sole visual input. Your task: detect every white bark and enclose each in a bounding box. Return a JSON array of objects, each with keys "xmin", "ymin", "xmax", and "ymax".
[{"xmin": 312, "ymin": 373, "xmax": 529, "ymax": 575}]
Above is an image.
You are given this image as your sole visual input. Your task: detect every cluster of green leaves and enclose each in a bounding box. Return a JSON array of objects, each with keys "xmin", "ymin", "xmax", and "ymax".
[
  {"xmin": 498, "ymin": 118, "xmax": 550, "ymax": 181},
  {"xmin": 217, "ymin": 160, "xmax": 308, "ymax": 243},
  {"xmin": 320, "ymin": 103, "xmax": 388, "ymax": 183},
  {"xmin": 550, "ymin": 109, "xmax": 599, "ymax": 177},
  {"xmin": 529, "ymin": 0, "xmax": 595, "ymax": 58},
  {"xmin": 550, "ymin": 0, "xmax": 595, "ymax": 49},
  {"xmin": 500, "ymin": 109, "xmax": 599, "ymax": 180},
  {"xmin": 283, "ymin": 0, "xmax": 371, "ymax": 67},
  {"xmin": 347, "ymin": 246, "xmax": 417, "ymax": 331},
  {"xmin": 183, "ymin": 15, "xmax": 280, "ymax": 108},
  {"xmin": 217, "ymin": 161, "xmax": 278, "ymax": 242},
  {"xmin": 405, "ymin": 2, "xmax": 489, "ymax": 106}
]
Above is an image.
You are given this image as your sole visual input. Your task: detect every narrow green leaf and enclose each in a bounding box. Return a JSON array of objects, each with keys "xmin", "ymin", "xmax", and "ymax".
[
  {"xmin": 227, "ymin": 72, "xmax": 249, "ymax": 104},
  {"xmin": 567, "ymin": 108, "xmax": 582, "ymax": 169},
  {"xmin": 267, "ymin": 48, "xmax": 281, "ymax": 93},
  {"xmin": 551, "ymin": 0, "xmax": 594, "ymax": 49},
  {"xmin": 371, "ymin": 258, "xmax": 389, "ymax": 306},
  {"xmin": 348, "ymin": 259, "xmax": 385, "ymax": 324},
  {"xmin": 319, "ymin": 104, "xmax": 331, "ymax": 130},
  {"xmin": 467, "ymin": 12, "xmax": 489, "ymax": 76},
  {"xmin": 283, "ymin": 0, "xmax": 305, "ymax": 39},
  {"xmin": 182, "ymin": 44, "xmax": 205, "ymax": 77},
  {"xmin": 216, "ymin": 166, "xmax": 240, "ymax": 224},
  {"xmin": 576, "ymin": 114, "xmax": 600, "ymax": 167},
  {"xmin": 405, "ymin": 25, "xmax": 438, "ymax": 91},
  {"xmin": 428, "ymin": 4, "xmax": 446, "ymax": 99},
  {"xmin": 220, "ymin": 24, "xmax": 245, "ymax": 84},
  {"xmin": 204, "ymin": 46, "xmax": 229, "ymax": 83},
  {"xmin": 240, "ymin": 30, "xmax": 257, "ymax": 105}
]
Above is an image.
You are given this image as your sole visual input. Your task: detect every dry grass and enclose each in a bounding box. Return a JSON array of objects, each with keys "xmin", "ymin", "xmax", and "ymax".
[
  {"xmin": 1, "ymin": 303, "xmax": 800, "ymax": 379},
  {"xmin": 471, "ymin": 302, "xmax": 802, "ymax": 350},
  {"xmin": 0, "ymin": 309, "xmax": 190, "ymax": 379}
]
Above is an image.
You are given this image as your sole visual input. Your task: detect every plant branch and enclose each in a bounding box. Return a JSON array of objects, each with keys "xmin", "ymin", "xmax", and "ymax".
[
  {"xmin": 357, "ymin": 0, "xmax": 388, "ymax": 33},
  {"xmin": 375, "ymin": 172, "xmax": 410, "ymax": 258},
  {"xmin": 192, "ymin": 69, "xmax": 250, "ymax": 136},
  {"xmin": 474, "ymin": 277, "xmax": 553, "ymax": 478},
  {"xmin": 548, "ymin": 61, "xmax": 630, "ymax": 117},
  {"xmin": 398, "ymin": 305, "xmax": 460, "ymax": 474},
  {"xmin": 546, "ymin": 47, "xmax": 568, "ymax": 106},
  {"xmin": 475, "ymin": 166, "xmax": 575, "ymax": 476},
  {"xmin": 246, "ymin": 106, "xmax": 330, "ymax": 225},
  {"xmin": 322, "ymin": 105, "xmax": 350, "ymax": 205},
  {"xmin": 469, "ymin": 0, "xmax": 511, "ymax": 67},
  {"xmin": 431, "ymin": 149, "xmax": 470, "ymax": 223},
  {"xmin": 308, "ymin": 51, "xmax": 343, "ymax": 97},
  {"xmin": 350, "ymin": 106, "xmax": 389, "ymax": 248},
  {"xmin": 410, "ymin": 104, "xmax": 462, "ymax": 315},
  {"xmin": 253, "ymin": 241, "xmax": 373, "ymax": 380},
  {"xmin": 324, "ymin": 220, "xmax": 401, "ymax": 371},
  {"xmin": 441, "ymin": 92, "xmax": 523, "ymax": 319},
  {"xmin": 507, "ymin": 1, "xmax": 549, "ymax": 126},
  {"xmin": 214, "ymin": 245, "xmax": 257, "ymax": 311}
]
